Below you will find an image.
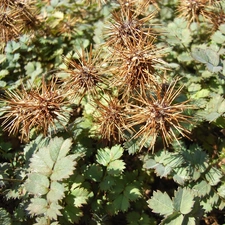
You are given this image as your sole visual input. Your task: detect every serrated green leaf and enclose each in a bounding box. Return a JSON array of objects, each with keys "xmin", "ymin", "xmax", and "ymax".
[
  {"xmin": 112, "ymin": 194, "xmax": 130, "ymax": 212},
  {"xmin": 96, "ymin": 148, "xmax": 111, "ymax": 166},
  {"xmin": 25, "ymin": 62, "xmax": 43, "ymax": 80},
  {"xmin": 47, "ymin": 181, "xmax": 65, "ymax": 202},
  {"xmin": 124, "ymin": 185, "xmax": 142, "ymax": 201},
  {"xmin": 110, "ymin": 145, "xmax": 123, "ymax": 160},
  {"xmin": 63, "ymin": 205, "xmax": 83, "ymax": 224},
  {"xmin": 211, "ymin": 31, "xmax": 225, "ymax": 44},
  {"xmin": 25, "ymin": 173, "xmax": 49, "ymax": 195},
  {"xmin": 27, "ymin": 198, "xmax": 48, "ymax": 216},
  {"xmin": 217, "ymin": 184, "xmax": 225, "ymax": 198},
  {"xmin": 143, "ymin": 158, "xmax": 159, "ymax": 169},
  {"xmin": 173, "ymin": 187, "xmax": 194, "ymax": 214},
  {"xmin": 192, "ymin": 89, "xmax": 210, "ymax": 99},
  {"xmin": 71, "ymin": 187, "xmax": 89, "ymax": 207},
  {"xmin": 192, "ymin": 180, "xmax": 211, "ymax": 197},
  {"xmin": 50, "ymin": 156, "xmax": 76, "ymax": 181},
  {"xmin": 0, "ymin": 208, "xmax": 12, "ymax": 225},
  {"xmin": 205, "ymin": 167, "xmax": 222, "ymax": 186},
  {"xmin": 29, "ymin": 146, "xmax": 54, "ymax": 176},
  {"xmin": 155, "ymin": 164, "xmax": 172, "ymax": 178},
  {"xmin": 147, "ymin": 191, "xmax": 174, "ymax": 216},
  {"xmin": 161, "ymin": 212, "xmax": 183, "ymax": 225},
  {"xmin": 85, "ymin": 164, "xmax": 103, "ymax": 182},
  {"xmin": 99, "ymin": 175, "xmax": 116, "ymax": 191},
  {"xmin": 46, "ymin": 202, "xmax": 62, "ymax": 220},
  {"xmin": 49, "ymin": 137, "xmax": 72, "ymax": 162},
  {"xmin": 107, "ymin": 160, "xmax": 125, "ymax": 176}
]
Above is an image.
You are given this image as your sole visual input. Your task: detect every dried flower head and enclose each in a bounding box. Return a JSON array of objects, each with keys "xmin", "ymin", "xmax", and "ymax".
[
  {"xmin": 177, "ymin": 0, "xmax": 212, "ymax": 24},
  {"xmin": 105, "ymin": 3, "xmax": 157, "ymax": 48},
  {"xmin": 110, "ymin": 38, "xmax": 167, "ymax": 97},
  {"xmin": 0, "ymin": 78, "xmax": 68, "ymax": 141},
  {"xmin": 94, "ymin": 97, "xmax": 129, "ymax": 143},
  {"xmin": 0, "ymin": 9, "xmax": 22, "ymax": 43},
  {"xmin": 62, "ymin": 46, "xmax": 106, "ymax": 101},
  {"xmin": 126, "ymin": 79, "xmax": 192, "ymax": 151}
]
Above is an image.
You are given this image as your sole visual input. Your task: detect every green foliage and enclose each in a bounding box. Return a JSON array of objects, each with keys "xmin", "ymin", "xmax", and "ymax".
[{"xmin": 0, "ymin": 0, "xmax": 225, "ymax": 224}]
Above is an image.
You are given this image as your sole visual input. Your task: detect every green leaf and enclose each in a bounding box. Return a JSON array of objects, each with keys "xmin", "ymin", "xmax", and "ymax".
[
  {"xmin": 25, "ymin": 62, "xmax": 43, "ymax": 81},
  {"xmin": 192, "ymin": 180, "xmax": 211, "ymax": 197},
  {"xmin": 25, "ymin": 173, "xmax": 49, "ymax": 195},
  {"xmin": 29, "ymin": 145, "xmax": 54, "ymax": 176},
  {"xmin": 155, "ymin": 164, "xmax": 172, "ymax": 178},
  {"xmin": 110, "ymin": 145, "xmax": 124, "ymax": 160},
  {"xmin": 112, "ymin": 194, "xmax": 130, "ymax": 212},
  {"xmin": 124, "ymin": 185, "xmax": 142, "ymax": 201},
  {"xmin": 49, "ymin": 137, "xmax": 72, "ymax": 162},
  {"xmin": 205, "ymin": 167, "xmax": 222, "ymax": 186},
  {"xmin": 96, "ymin": 148, "xmax": 111, "ymax": 166},
  {"xmin": 173, "ymin": 187, "xmax": 194, "ymax": 214},
  {"xmin": 107, "ymin": 159, "xmax": 125, "ymax": 176},
  {"xmin": 217, "ymin": 184, "xmax": 225, "ymax": 198},
  {"xmin": 46, "ymin": 202, "xmax": 62, "ymax": 220},
  {"xmin": 99, "ymin": 175, "xmax": 116, "ymax": 191},
  {"xmin": 50, "ymin": 155, "xmax": 76, "ymax": 181},
  {"xmin": 84, "ymin": 164, "xmax": 103, "ymax": 182},
  {"xmin": 47, "ymin": 181, "xmax": 65, "ymax": 202},
  {"xmin": 161, "ymin": 213, "xmax": 184, "ymax": 225},
  {"xmin": 191, "ymin": 48, "xmax": 222, "ymax": 73},
  {"xmin": 71, "ymin": 187, "xmax": 89, "ymax": 207},
  {"xmin": 143, "ymin": 158, "xmax": 159, "ymax": 169},
  {"xmin": 147, "ymin": 191, "xmax": 174, "ymax": 216},
  {"xmin": 211, "ymin": 31, "xmax": 225, "ymax": 44},
  {"xmin": 0, "ymin": 208, "xmax": 12, "ymax": 225},
  {"xmin": 96, "ymin": 145, "xmax": 124, "ymax": 167},
  {"xmin": 27, "ymin": 198, "xmax": 48, "ymax": 216},
  {"xmin": 63, "ymin": 205, "xmax": 83, "ymax": 224}
]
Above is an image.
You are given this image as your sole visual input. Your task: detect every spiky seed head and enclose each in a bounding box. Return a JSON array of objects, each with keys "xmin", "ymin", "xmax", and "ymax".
[
  {"xmin": 105, "ymin": 3, "xmax": 157, "ymax": 48},
  {"xmin": 62, "ymin": 47, "xmax": 106, "ymax": 101},
  {"xmin": 126, "ymin": 79, "xmax": 192, "ymax": 151},
  {"xmin": 0, "ymin": 78, "xmax": 68, "ymax": 141},
  {"xmin": 110, "ymin": 38, "xmax": 167, "ymax": 98},
  {"xmin": 94, "ymin": 97, "xmax": 129, "ymax": 143},
  {"xmin": 177, "ymin": 0, "xmax": 212, "ymax": 24}
]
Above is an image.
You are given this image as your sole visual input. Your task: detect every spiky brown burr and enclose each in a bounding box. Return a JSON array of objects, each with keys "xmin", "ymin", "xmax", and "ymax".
[{"xmin": 0, "ymin": 78, "xmax": 68, "ymax": 141}]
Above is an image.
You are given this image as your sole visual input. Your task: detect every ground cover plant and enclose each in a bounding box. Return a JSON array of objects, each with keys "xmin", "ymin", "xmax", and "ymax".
[{"xmin": 0, "ymin": 0, "xmax": 225, "ymax": 224}]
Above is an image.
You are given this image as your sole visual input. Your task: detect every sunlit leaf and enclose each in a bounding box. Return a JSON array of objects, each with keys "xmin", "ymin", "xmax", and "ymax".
[
  {"xmin": 27, "ymin": 198, "xmax": 48, "ymax": 216},
  {"xmin": 25, "ymin": 173, "xmax": 49, "ymax": 195},
  {"xmin": 107, "ymin": 160, "xmax": 125, "ymax": 176},
  {"xmin": 147, "ymin": 191, "xmax": 174, "ymax": 216},
  {"xmin": 47, "ymin": 182, "xmax": 65, "ymax": 202},
  {"xmin": 71, "ymin": 187, "xmax": 89, "ymax": 207},
  {"xmin": 173, "ymin": 187, "xmax": 194, "ymax": 214}
]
